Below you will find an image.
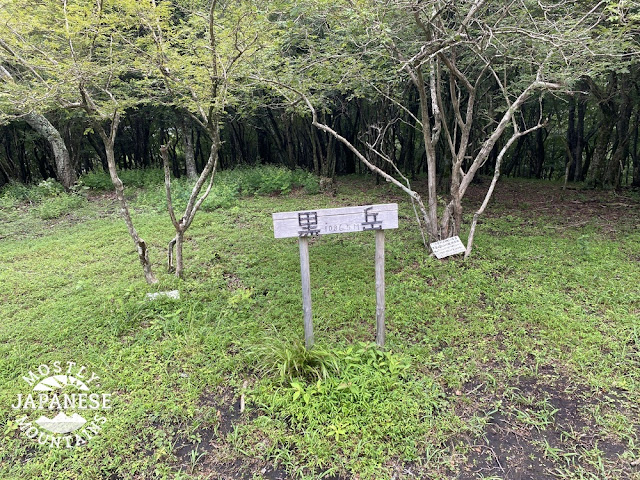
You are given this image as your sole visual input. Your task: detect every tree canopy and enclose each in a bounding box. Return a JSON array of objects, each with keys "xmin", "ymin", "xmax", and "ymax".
[{"xmin": 1, "ymin": 0, "xmax": 639, "ymax": 265}]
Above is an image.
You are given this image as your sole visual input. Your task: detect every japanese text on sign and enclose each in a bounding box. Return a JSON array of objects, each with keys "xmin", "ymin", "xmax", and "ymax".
[
  {"xmin": 429, "ymin": 236, "xmax": 466, "ymax": 259},
  {"xmin": 272, "ymin": 204, "xmax": 398, "ymax": 239}
]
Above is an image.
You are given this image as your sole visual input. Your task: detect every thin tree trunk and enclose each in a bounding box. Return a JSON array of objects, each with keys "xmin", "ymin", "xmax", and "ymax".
[
  {"xmin": 181, "ymin": 118, "xmax": 197, "ymax": 179},
  {"xmin": 632, "ymin": 107, "xmax": 640, "ymax": 187},
  {"xmin": 81, "ymin": 86, "xmax": 158, "ymax": 285},
  {"xmin": 10, "ymin": 127, "xmax": 29, "ymax": 183},
  {"xmin": 102, "ymin": 129, "xmax": 157, "ymax": 283},
  {"xmin": 566, "ymin": 95, "xmax": 576, "ymax": 180},
  {"xmin": 586, "ymin": 74, "xmax": 617, "ymax": 188},
  {"xmin": 533, "ymin": 126, "xmax": 546, "ymax": 179},
  {"xmin": 608, "ymin": 74, "xmax": 633, "ymax": 188},
  {"xmin": 310, "ymin": 125, "xmax": 320, "ymax": 175},
  {"xmin": 415, "ymin": 68, "xmax": 439, "ymax": 241},
  {"xmin": 574, "ymin": 93, "xmax": 586, "ymax": 181},
  {"xmin": 162, "ymin": 119, "xmax": 220, "ymax": 278},
  {"xmin": 24, "ymin": 112, "xmax": 76, "ymax": 189},
  {"xmin": 466, "ymin": 122, "xmax": 546, "ymax": 258},
  {"xmin": 586, "ymin": 117, "xmax": 615, "ymax": 188},
  {"xmin": 175, "ymin": 231, "xmax": 184, "ymax": 278}
]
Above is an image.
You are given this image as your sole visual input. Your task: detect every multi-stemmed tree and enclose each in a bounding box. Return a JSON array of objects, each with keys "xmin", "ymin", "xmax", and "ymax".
[
  {"xmin": 268, "ymin": 0, "xmax": 632, "ymax": 255},
  {"xmin": 0, "ymin": 0, "xmax": 274, "ymax": 280},
  {"xmin": 136, "ymin": 0, "xmax": 273, "ymax": 277}
]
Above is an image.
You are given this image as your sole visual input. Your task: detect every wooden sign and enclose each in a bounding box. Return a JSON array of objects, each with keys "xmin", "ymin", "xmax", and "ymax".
[
  {"xmin": 430, "ymin": 236, "xmax": 466, "ymax": 259},
  {"xmin": 272, "ymin": 204, "xmax": 398, "ymax": 349},
  {"xmin": 272, "ymin": 203, "xmax": 398, "ymax": 238}
]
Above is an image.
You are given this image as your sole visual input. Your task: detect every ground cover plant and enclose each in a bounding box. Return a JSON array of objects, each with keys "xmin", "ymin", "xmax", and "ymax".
[{"xmin": 0, "ymin": 172, "xmax": 639, "ymax": 480}]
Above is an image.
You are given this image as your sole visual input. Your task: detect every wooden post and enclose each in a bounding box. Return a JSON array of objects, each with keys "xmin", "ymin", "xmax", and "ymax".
[
  {"xmin": 375, "ymin": 229, "xmax": 385, "ymax": 347},
  {"xmin": 273, "ymin": 204, "xmax": 398, "ymax": 348},
  {"xmin": 298, "ymin": 237, "xmax": 314, "ymax": 349}
]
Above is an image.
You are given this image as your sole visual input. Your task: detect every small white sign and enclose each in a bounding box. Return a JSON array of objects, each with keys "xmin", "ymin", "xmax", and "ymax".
[
  {"xmin": 430, "ymin": 236, "xmax": 466, "ymax": 259},
  {"xmin": 272, "ymin": 204, "xmax": 398, "ymax": 239},
  {"xmin": 146, "ymin": 290, "xmax": 180, "ymax": 301}
]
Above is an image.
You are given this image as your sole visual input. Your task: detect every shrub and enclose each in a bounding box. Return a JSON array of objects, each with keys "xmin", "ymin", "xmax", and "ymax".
[
  {"xmin": 79, "ymin": 171, "xmax": 114, "ymax": 190},
  {"xmin": 80, "ymin": 168, "xmax": 164, "ymax": 190},
  {"xmin": 224, "ymin": 165, "xmax": 320, "ymax": 196},
  {"xmin": 1, "ymin": 181, "xmax": 45, "ymax": 203},
  {"xmin": 128, "ymin": 166, "xmax": 320, "ymax": 212},
  {"xmin": 119, "ymin": 168, "xmax": 164, "ymax": 188},
  {"xmin": 203, "ymin": 182, "xmax": 240, "ymax": 210},
  {"xmin": 32, "ymin": 194, "xmax": 86, "ymax": 220},
  {"xmin": 35, "ymin": 178, "xmax": 65, "ymax": 197},
  {"xmin": 0, "ymin": 193, "xmax": 19, "ymax": 222},
  {"xmin": 0, "ymin": 193, "xmax": 18, "ymax": 209},
  {"xmin": 299, "ymin": 170, "xmax": 320, "ymax": 194}
]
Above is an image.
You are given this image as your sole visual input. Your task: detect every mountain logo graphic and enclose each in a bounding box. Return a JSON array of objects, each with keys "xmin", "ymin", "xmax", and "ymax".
[
  {"xmin": 12, "ymin": 361, "xmax": 112, "ymax": 448},
  {"xmin": 35, "ymin": 412, "xmax": 87, "ymax": 434},
  {"xmin": 29, "ymin": 375, "xmax": 90, "ymax": 434},
  {"xmin": 33, "ymin": 375, "xmax": 90, "ymax": 392}
]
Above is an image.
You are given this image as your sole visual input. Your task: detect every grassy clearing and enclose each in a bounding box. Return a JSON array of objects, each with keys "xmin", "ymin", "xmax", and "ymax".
[{"xmin": 0, "ymin": 173, "xmax": 639, "ymax": 479}]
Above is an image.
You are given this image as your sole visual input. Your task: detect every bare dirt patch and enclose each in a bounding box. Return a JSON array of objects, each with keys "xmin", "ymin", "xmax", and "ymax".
[
  {"xmin": 465, "ymin": 180, "xmax": 640, "ymax": 234},
  {"xmin": 456, "ymin": 373, "xmax": 640, "ymax": 480}
]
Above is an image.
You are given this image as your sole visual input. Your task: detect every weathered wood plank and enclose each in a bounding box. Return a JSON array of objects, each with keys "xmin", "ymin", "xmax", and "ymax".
[
  {"xmin": 375, "ymin": 229, "xmax": 385, "ymax": 348},
  {"xmin": 273, "ymin": 203, "xmax": 398, "ymax": 239},
  {"xmin": 298, "ymin": 237, "xmax": 314, "ymax": 349}
]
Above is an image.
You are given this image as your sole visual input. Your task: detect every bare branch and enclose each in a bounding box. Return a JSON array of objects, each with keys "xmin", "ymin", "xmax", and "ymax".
[
  {"xmin": 160, "ymin": 144, "xmax": 180, "ymax": 230},
  {"xmin": 465, "ymin": 113, "xmax": 548, "ymax": 258}
]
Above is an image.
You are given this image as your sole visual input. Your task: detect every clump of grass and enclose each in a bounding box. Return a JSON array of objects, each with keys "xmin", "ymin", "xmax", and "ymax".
[
  {"xmin": 248, "ymin": 338, "xmax": 340, "ymax": 381},
  {"xmin": 243, "ymin": 342, "xmax": 450, "ymax": 478}
]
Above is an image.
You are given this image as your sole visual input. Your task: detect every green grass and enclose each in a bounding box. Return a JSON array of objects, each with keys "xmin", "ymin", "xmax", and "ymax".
[{"xmin": 0, "ymin": 174, "xmax": 639, "ymax": 479}]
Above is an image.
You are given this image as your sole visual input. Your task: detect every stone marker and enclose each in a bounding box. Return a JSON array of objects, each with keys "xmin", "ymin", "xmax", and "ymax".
[{"xmin": 146, "ymin": 290, "xmax": 180, "ymax": 301}]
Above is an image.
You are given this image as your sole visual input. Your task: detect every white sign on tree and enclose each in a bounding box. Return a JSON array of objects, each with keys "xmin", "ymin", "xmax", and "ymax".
[{"xmin": 272, "ymin": 204, "xmax": 398, "ymax": 348}]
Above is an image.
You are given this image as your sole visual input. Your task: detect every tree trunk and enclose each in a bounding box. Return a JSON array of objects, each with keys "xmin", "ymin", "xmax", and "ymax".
[
  {"xmin": 24, "ymin": 112, "xmax": 76, "ymax": 189},
  {"xmin": 11, "ymin": 127, "xmax": 29, "ymax": 183},
  {"xmin": 632, "ymin": 107, "xmax": 640, "ymax": 187},
  {"xmin": 87, "ymin": 132, "xmax": 108, "ymax": 170},
  {"xmin": 586, "ymin": 74, "xmax": 617, "ymax": 188},
  {"xmin": 283, "ymin": 115, "xmax": 296, "ymax": 170},
  {"xmin": 175, "ymin": 231, "xmax": 184, "ymax": 278},
  {"xmin": 310, "ymin": 125, "xmax": 320, "ymax": 175},
  {"xmin": 533, "ymin": 126, "xmax": 546, "ymax": 178},
  {"xmin": 104, "ymin": 136, "xmax": 157, "ymax": 283},
  {"xmin": 586, "ymin": 116, "xmax": 615, "ymax": 188},
  {"xmin": 607, "ymin": 74, "xmax": 633, "ymax": 188},
  {"xmin": 415, "ymin": 68, "xmax": 439, "ymax": 241},
  {"xmin": 574, "ymin": 92, "xmax": 587, "ymax": 181},
  {"xmin": 85, "ymin": 103, "xmax": 158, "ymax": 285},
  {"xmin": 566, "ymin": 95, "xmax": 576, "ymax": 180},
  {"xmin": 33, "ymin": 141, "xmax": 55, "ymax": 180}
]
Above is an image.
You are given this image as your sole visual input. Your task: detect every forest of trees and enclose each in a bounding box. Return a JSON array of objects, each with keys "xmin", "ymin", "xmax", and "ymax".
[{"xmin": 1, "ymin": 1, "xmax": 639, "ymax": 221}]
